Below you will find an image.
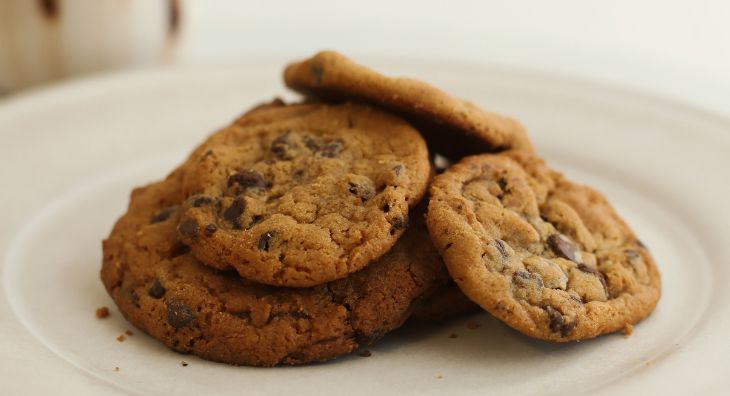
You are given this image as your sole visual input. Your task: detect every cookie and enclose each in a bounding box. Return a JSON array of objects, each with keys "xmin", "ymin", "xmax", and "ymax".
[
  {"xmin": 426, "ymin": 151, "xmax": 661, "ymax": 341},
  {"xmin": 176, "ymin": 102, "xmax": 430, "ymax": 287},
  {"xmin": 101, "ymin": 172, "xmax": 448, "ymax": 366},
  {"xmin": 283, "ymin": 51, "xmax": 534, "ymax": 159},
  {"xmin": 411, "ymin": 281, "xmax": 479, "ymax": 322}
]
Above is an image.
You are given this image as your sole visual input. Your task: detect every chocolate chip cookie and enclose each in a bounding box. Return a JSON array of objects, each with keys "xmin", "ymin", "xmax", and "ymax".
[
  {"xmin": 101, "ymin": 171, "xmax": 448, "ymax": 366},
  {"xmin": 426, "ymin": 151, "xmax": 661, "ymax": 341},
  {"xmin": 411, "ymin": 281, "xmax": 479, "ymax": 322},
  {"xmin": 283, "ymin": 51, "xmax": 534, "ymax": 159},
  {"xmin": 176, "ymin": 102, "xmax": 430, "ymax": 287}
]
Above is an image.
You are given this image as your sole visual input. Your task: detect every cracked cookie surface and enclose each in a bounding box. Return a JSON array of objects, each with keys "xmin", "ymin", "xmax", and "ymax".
[
  {"xmin": 426, "ymin": 151, "xmax": 661, "ymax": 341},
  {"xmin": 283, "ymin": 51, "xmax": 534, "ymax": 159},
  {"xmin": 101, "ymin": 171, "xmax": 447, "ymax": 366},
  {"xmin": 175, "ymin": 102, "xmax": 430, "ymax": 287}
]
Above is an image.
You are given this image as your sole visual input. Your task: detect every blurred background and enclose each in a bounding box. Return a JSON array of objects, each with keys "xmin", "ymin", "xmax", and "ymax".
[{"xmin": 1, "ymin": 0, "xmax": 729, "ymax": 116}]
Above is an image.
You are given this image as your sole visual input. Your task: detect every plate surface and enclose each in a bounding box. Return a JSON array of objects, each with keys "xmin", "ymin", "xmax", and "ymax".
[{"xmin": 1, "ymin": 59, "xmax": 729, "ymax": 395}]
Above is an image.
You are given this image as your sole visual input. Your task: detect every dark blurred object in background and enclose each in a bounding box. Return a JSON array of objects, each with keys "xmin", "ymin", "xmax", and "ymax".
[{"xmin": 0, "ymin": 0, "xmax": 181, "ymax": 93}]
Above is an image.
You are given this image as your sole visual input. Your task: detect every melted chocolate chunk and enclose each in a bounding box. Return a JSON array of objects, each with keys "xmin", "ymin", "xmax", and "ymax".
[
  {"xmin": 493, "ymin": 239, "xmax": 509, "ymax": 260},
  {"xmin": 148, "ymin": 279, "xmax": 166, "ymax": 299},
  {"xmin": 382, "ymin": 203, "xmax": 391, "ymax": 213},
  {"xmin": 545, "ymin": 305, "xmax": 564, "ymax": 337},
  {"xmin": 304, "ymin": 137, "xmax": 320, "ymax": 152},
  {"xmin": 514, "ymin": 271, "xmax": 544, "ymax": 288},
  {"xmin": 204, "ymin": 223, "xmax": 218, "ymax": 237},
  {"xmin": 166, "ymin": 300, "xmax": 196, "ymax": 329},
  {"xmin": 270, "ymin": 135, "xmax": 290, "ymax": 159},
  {"xmin": 393, "ymin": 164, "xmax": 403, "ymax": 176},
  {"xmin": 178, "ymin": 218, "xmax": 199, "ymax": 238},
  {"xmin": 190, "ymin": 195, "xmax": 213, "ymax": 207},
  {"xmin": 320, "ymin": 140, "xmax": 343, "ymax": 158},
  {"xmin": 258, "ymin": 231, "xmax": 276, "ymax": 251},
  {"xmin": 169, "ymin": 241, "xmax": 190, "ymax": 258},
  {"xmin": 150, "ymin": 207, "xmax": 176, "ymax": 224},
  {"xmin": 578, "ymin": 264, "xmax": 608, "ymax": 291},
  {"xmin": 497, "ymin": 177, "xmax": 508, "ymax": 192},
  {"xmin": 227, "ymin": 170, "xmax": 268, "ymax": 189},
  {"xmin": 223, "ymin": 197, "xmax": 246, "ymax": 229},
  {"xmin": 547, "ymin": 234, "xmax": 578, "ymax": 262}
]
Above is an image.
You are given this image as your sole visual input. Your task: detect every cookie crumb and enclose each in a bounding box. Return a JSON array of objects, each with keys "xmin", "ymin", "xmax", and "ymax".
[
  {"xmin": 96, "ymin": 306, "xmax": 110, "ymax": 318},
  {"xmin": 125, "ymin": 330, "xmax": 134, "ymax": 336},
  {"xmin": 114, "ymin": 366, "xmax": 120, "ymax": 372},
  {"xmin": 623, "ymin": 323, "xmax": 634, "ymax": 337},
  {"xmin": 181, "ymin": 361, "xmax": 188, "ymax": 367},
  {"xmin": 448, "ymin": 333, "xmax": 458, "ymax": 339},
  {"xmin": 116, "ymin": 335, "xmax": 126, "ymax": 342},
  {"xmin": 645, "ymin": 360, "xmax": 653, "ymax": 368},
  {"xmin": 358, "ymin": 350, "xmax": 372, "ymax": 357},
  {"xmin": 466, "ymin": 321, "xmax": 480, "ymax": 330},
  {"xmin": 437, "ymin": 375, "xmax": 443, "ymax": 379}
]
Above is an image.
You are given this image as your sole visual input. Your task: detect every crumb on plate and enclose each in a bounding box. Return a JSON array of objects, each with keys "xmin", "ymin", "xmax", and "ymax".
[{"xmin": 96, "ymin": 306, "xmax": 110, "ymax": 319}]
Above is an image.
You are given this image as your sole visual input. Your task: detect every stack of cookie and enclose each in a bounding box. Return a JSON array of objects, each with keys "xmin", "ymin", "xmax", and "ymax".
[{"xmin": 101, "ymin": 51, "xmax": 661, "ymax": 367}]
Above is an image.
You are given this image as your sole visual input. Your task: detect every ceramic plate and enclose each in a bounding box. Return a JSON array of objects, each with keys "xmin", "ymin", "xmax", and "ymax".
[{"xmin": 1, "ymin": 59, "xmax": 729, "ymax": 395}]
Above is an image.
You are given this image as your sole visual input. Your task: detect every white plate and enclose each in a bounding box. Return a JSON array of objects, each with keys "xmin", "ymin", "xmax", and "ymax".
[{"xmin": 1, "ymin": 59, "xmax": 729, "ymax": 396}]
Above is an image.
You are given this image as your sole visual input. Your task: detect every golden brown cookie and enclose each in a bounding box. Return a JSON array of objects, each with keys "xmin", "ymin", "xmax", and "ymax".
[
  {"xmin": 426, "ymin": 151, "xmax": 661, "ymax": 341},
  {"xmin": 283, "ymin": 51, "xmax": 534, "ymax": 158},
  {"xmin": 101, "ymin": 171, "xmax": 448, "ymax": 366},
  {"xmin": 411, "ymin": 281, "xmax": 480, "ymax": 322},
  {"xmin": 176, "ymin": 102, "xmax": 430, "ymax": 287}
]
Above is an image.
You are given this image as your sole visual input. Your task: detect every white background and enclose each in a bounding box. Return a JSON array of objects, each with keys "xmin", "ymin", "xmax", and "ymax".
[
  {"xmin": 178, "ymin": 0, "xmax": 730, "ymax": 117},
  {"xmin": 1, "ymin": 1, "xmax": 729, "ymax": 394}
]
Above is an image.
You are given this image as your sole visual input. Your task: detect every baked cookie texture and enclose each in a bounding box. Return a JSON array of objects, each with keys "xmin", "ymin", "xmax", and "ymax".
[
  {"xmin": 426, "ymin": 151, "xmax": 661, "ymax": 341},
  {"xmin": 176, "ymin": 102, "xmax": 430, "ymax": 287},
  {"xmin": 101, "ymin": 171, "xmax": 448, "ymax": 366},
  {"xmin": 411, "ymin": 281, "xmax": 480, "ymax": 322},
  {"xmin": 283, "ymin": 51, "xmax": 534, "ymax": 159}
]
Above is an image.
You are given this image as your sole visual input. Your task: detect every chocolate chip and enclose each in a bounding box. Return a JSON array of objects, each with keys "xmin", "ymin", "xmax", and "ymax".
[
  {"xmin": 258, "ymin": 230, "xmax": 276, "ymax": 251},
  {"xmin": 227, "ymin": 170, "xmax": 268, "ymax": 189},
  {"xmin": 514, "ymin": 271, "xmax": 544, "ymax": 288},
  {"xmin": 271, "ymin": 135, "xmax": 290, "ymax": 159},
  {"xmin": 493, "ymin": 239, "xmax": 509, "ymax": 260},
  {"xmin": 545, "ymin": 306, "xmax": 575, "ymax": 336},
  {"xmin": 204, "ymin": 223, "xmax": 218, "ymax": 236},
  {"xmin": 382, "ymin": 203, "xmax": 391, "ymax": 213},
  {"xmin": 497, "ymin": 177, "xmax": 508, "ymax": 191},
  {"xmin": 178, "ymin": 218, "xmax": 199, "ymax": 239},
  {"xmin": 293, "ymin": 169, "xmax": 306, "ymax": 180},
  {"xmin": 348, "ymin": 183, "xmax": 358, "ymax": 194},
  {"xmin": 150, "ymin": 207, "xmax": 176, "ymax": 224},
  {"xmin": 190, "ymin": 195, "xmax": 213, "ymax": 207},
  {"xmin": 320, "ymin": 139, "xmax": 343, "ymax": 158},
  {"xmin": 393, "ymin": 165, "xmax": 403, "ymax": 176},
  {"xmin": 577, "ymin": 263, "xmax": 608, "ymax": 291},
  {"xmin": 223, "ymin": 197, "xmax": 246, "ymax": 229},
  {"xmin": 389, "ymin": 216, "xmax": 408, "ymax": 235},
  {"xmin": 304, "ymin": 137, "xmax": 320, "ymax": 152},
  {"xmin": 148, "ymin": 279, "xmax": 166, "ymax": 299},
  {"xmin": 560, "ymin": 318, "xmax": 577, "ymax": 336},
  {"xmin": 169, "ymin": 241, "xmax": 190, "ymax": 258},
  {"xmin": 166, "ymin": 300, "xmax": 196, "ymax": 329},
  {"xmin": 547, "ymin": 234, "xmax": 578, "ymax": 262}
]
